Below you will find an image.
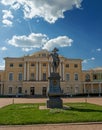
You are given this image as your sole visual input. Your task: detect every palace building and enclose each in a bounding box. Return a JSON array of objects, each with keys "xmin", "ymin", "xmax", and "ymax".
[{"xmin": 0, "ymin": 49, "xmax": 102, "ymax": 97}]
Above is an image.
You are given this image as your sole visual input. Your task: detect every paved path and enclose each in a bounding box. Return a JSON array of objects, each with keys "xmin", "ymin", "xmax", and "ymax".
[
  {"xmin": 0, "ymin": 97, "xmax": 102, "ymax": 108},
  {"xmin": 0, "ymin": 97, "xmax": 102, "ymax": 130},
  {"xmin": 0, "ymin": 123, "xmax": 102, "ymax": 130}
]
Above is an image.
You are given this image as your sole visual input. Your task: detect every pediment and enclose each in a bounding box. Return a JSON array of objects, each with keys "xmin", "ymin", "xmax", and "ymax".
[{"xmin": 29, "ymin": 49, "xmax": 50, "ymax": 58}]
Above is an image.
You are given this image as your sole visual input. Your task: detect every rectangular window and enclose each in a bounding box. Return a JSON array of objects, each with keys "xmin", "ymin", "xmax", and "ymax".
[
  {"xmin": 66, "ymin": 64, "xmax": 69, "ymax": 68},
  {"xmin": 19, "ymin": 64, "xmax": 23, "ymax": 67},
  {"xmin": 9, "ymin": 87, "xmax": 12, "ymax": 94},
  {"xmin": 66, "ymin": 73, "xmax": 70, "ymax": 81},
  {"xmin": 30, "ymin": 73, "xmax": 34, "ymax": 80},
  {"xmin": 43, "ymin": 73, "xmax": 46, "ymax": 81},
  {"xmin": 9, "ymin": 73, "xmax": 13, "ymax": 81},
  {"xmin": 74, "ymin": 73, "xmax": 78, "ymax": 81},
  {"xmin": 18, "ymin": 73, "xmax": 22, "ymax": 81},
  {"xmin": 18, "ymin": 87, "xmax": 22, "ymax": 94},
  {"xmin": 74, "ymin": 64, "xmax": 78, "ymax": 68},
  {"xmin": 31, "ymin": 63, "xmax": 35, "ymax": 67},
  {"xmin": 43, "ymin": 63, "xmax": 46, "ymax": 67},
  {"xmin": 10, "ymin": 63, "xmax": 13, "ymax": 67}
]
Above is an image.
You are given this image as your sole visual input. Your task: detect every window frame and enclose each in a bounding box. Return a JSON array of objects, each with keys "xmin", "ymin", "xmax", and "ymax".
[
  {"xmin": 74, "ymin": 73, "xmax": 78, "ymax": 81},
  {"xmin": 9, "ymin": 72, "xmax": 13, "ymax": 81}
]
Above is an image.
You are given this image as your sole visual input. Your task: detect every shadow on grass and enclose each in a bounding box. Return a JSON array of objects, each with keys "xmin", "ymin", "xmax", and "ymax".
[{"xmin": 70, "ymin": 107, "xmax": 102, "ymax": 113}]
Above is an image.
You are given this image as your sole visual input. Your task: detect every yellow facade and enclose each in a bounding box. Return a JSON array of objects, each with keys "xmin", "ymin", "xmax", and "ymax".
[{"xmin": 0, "ymin": 50, "xmax": 102, "ymax": 97}]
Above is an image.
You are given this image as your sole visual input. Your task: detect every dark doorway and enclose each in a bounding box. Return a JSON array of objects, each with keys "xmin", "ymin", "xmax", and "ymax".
[
  {"xmin": 42, "ymin": 87, "xmax": 47, "ymax": 96},
  {"xmin": 30, "ymin": 87, "xmax": 35, "ymax": 95}
]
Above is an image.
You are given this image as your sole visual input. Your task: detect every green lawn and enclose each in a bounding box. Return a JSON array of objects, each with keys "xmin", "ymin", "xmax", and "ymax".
[{"xmin": 0, "ymin": 103, "xmax": 102, "ymax": 125}]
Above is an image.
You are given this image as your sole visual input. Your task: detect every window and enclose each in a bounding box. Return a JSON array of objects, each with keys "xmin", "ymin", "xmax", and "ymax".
[
  {"xmin": 74, "ymin": 64, "xmax": 78, "ymax": 68},
  {"xmin": 19, "ymin": 64, "xmax": 23, "ymax": 67},
  {"xmin": 31, "ymin": 63, "xmax": 35, "ymax": 67},
  {"xmin": 9, "ymin": 87, "xmax": 12, "ymax": 94},
  {"xmin": 18, "ymin": 87, "xmax": 22, "ymax": 94},
  {"xmin": 42, "ymin": 53, "xmax": 46, "ymax": 57},
  {"xmin": 9, "ymin": 73, "xmax": 13, "ymax": 81},
  {"xmin": 85, "ymin": 74, "xmax": 90, "ymax": 82},
  {"xmin": 30, "ymin": 73, "xmax": 34, "ymax": 80},
  {"xmin": 66, "ymin": 64, "xmax": 69, "ymax": 68},
  {"xmin": 10, "ymin": 63, "xmax": 13, "ymax": 67},
  {"xmin": 75, "ymin": 86, "xmax": 79, "ymax": 94},
  {"xmin": 43, "ymin": 73, "xmax": 46, "ymax": 81},
  {"xmin": 66, "ymin": 73, "xmax": 70, "ymax": 81},
  {"xmin": 18, "ymin": 73, "xmax": 23, "ymax": 81},
  {"xmin": 43, "ymin": 63, "xmax": 46, "ymax": 67},
  {"xmin": 74, "ymin": 73, "xmax": 78, "ymax": 81},
  {"xmin": 93, "ymin": 74, "xmax": 97, "ymax": 80}
]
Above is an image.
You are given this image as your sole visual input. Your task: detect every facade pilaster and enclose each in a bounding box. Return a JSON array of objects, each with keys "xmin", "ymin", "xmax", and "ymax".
[
  {"xmin": 39, "ymin": 62, "xmax": 41, "ymax": 80},
  {"xmin": 24, "ymin": 62, "xmax": 27, "ymax": 80},
  {"xmin": 63, "ymin": 62, "xmax": 65, "ymax": 80},
  {"xmin": 84, "ymin": 83, "xmax": 86, "ymax": 93},
  {"xmin": 27, "ymin": 62, "xmax": 29, "ymax": 81},
  {"xmin": 36, "ymin": 62, "xmax": 38, "ymax": 80},
  {"xmin": 60, "ymin": 62, "xmax": 62, "ymax": 79},
  {"xmin": 48, "ymin": 62, "xmax": 50, "ymax": 76}
]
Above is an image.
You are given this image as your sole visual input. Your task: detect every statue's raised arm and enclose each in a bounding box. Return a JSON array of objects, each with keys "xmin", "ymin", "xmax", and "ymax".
[{"xmin": 49, "ymin": 48, "xmax": 60, "ymax": 73}]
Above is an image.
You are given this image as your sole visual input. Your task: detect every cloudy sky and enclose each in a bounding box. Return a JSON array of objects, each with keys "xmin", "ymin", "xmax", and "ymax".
[{"xmin": 0, "ymin": 0, "xmax": 102, "ymax": 70}]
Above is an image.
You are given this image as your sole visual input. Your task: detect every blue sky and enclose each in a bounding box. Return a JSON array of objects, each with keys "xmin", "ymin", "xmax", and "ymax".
[{"xmin": 0, "ymin": 0, "xmax": 102, "ymax": 70}]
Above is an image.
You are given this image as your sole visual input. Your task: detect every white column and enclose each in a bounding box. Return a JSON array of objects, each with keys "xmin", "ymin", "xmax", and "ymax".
[
  {"xmin": 27, "ymin": 62, "xmax": 29, "ymax": 80},
  {"xmin": 39, "ymin": 62, "xmax": 41, "ymax": 80},
  {"xmin": 91, "ymin": 83, "xmax": 93, "ymax": 93},
  {"xmin": 63, "ymin": 62, "xmax": 65, "ymax": 80},
  {"xmin": 24, "ymin": 62, "xmax": 26, "ymax": 80},
  {"xmin": 36, "ymin": 62, "xmax": 38, "ymax": 80}
]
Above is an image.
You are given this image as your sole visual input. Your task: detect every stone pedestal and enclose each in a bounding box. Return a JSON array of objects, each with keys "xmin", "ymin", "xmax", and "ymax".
[
  {"xmin": 47, "ymin": 72, "xmax": 63, "ymax": 108},
  {"xmin": 47, "ymin": 97, "xmax": 63, "ymax": 108}
]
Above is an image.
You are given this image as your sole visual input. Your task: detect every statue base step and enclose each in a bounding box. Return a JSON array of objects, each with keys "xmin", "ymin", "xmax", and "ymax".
[{"xmin": 47, "ymin": 97, "xmax": 63, "ymax": 108}]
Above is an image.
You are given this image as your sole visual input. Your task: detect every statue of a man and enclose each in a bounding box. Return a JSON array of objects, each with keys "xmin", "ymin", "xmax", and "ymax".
[{"xmin": 49, "ymin": 48, "xmax": 60, "ymax": 73}]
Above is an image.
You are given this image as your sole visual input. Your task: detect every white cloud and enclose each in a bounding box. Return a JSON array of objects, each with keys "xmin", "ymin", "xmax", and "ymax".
[
  {"xmin": 0, "ymin": 65, "xmax": 5, "ymax": 70},
  {"xmin": 91, "ymin": 57, "xmax": 95, "ymax": 60},
  {"xmin": 1, "ymin": 0, "xmax": 83, "ymax": 23},
  {"xmin": 0, "ymin": 61, "xmax": 5, "ymax": 70},
  {"xmin": 0, "ymin": 47, "xmax": 7, "ymax": 51},
  {"xmin": 2, "ymin": 19, "xmax": 13, "ymax": 26},
  {"xmin": 2, "ymin": 10, "xmax": 14, "ymax": 19},
  {"xmin": 2, "ymin": 10, "xmax": 14, "ymax": 26},
  {"xmin": 8, "ymin": 33, "xmax": 73, "ymax": 51},
  {"xmin": 42, "ymin": 36, "xmax": 73, "ymax": 50},
  {"xmin": 83, "ymin": 57, "xmax": 95, "ymax": 64},
  {"xmin": 8, "ymin": 33, "xmax": 48, "ymax": 48},
  {"xmin": 82, "ymin": 59, "xmax": 88, "ymax": 64},
  {"xmin": 96, "ymin": 48, "xmax": 101, "ymax": 52},
  {"xmin": 22, "ymin": 48, "xmax": 33, "ymax": 52}
]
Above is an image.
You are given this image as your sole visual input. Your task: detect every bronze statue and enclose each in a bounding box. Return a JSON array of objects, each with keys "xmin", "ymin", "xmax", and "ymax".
[{"xmin": 49, "ymin": 47, "xmax": 60, "ymax": 73}]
